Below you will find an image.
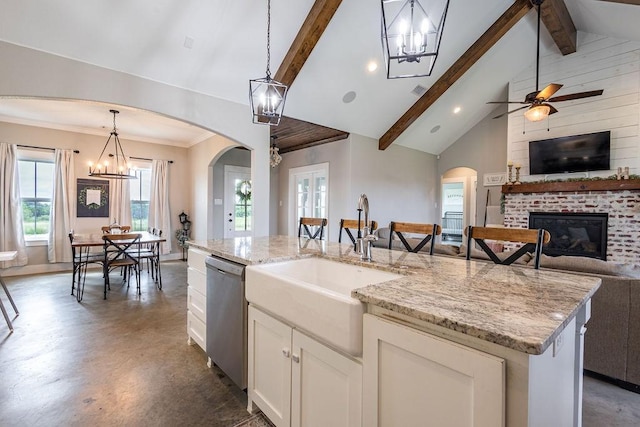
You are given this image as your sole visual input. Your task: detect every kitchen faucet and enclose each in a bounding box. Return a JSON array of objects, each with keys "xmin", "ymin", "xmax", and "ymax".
[{"xmin": 356, "ymin": 194, "xmax": 377, "ymax": 261}]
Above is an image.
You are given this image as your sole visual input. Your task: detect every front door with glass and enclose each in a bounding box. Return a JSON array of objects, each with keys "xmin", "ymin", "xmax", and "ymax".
[{"xmin": 224, "ymin": 166, "xmax": 252, "ymax": 238}]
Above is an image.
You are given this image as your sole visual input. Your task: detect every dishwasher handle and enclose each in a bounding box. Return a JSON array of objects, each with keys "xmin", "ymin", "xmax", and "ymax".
[{"xmin": 205, "ymin": 255, "xmax": 245, "ymax": 277}]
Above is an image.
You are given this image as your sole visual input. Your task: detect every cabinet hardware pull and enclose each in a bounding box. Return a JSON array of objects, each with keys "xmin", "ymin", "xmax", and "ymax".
[
  {"xmin": 282, "ymin": 348, "xmax": 290, "ymax": 358},
  {"xmin": 292, "ymin": 354, "xmax": 300, "ymax": 363}
]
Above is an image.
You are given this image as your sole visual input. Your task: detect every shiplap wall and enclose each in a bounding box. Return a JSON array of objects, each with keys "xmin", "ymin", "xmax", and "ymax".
[{"xmin": 507, "ymin": 32, "xmax": 640, "ymax": 180}]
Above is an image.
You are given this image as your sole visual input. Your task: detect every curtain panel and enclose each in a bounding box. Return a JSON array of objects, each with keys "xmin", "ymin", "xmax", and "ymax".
[
  {"xmin": 48, "ymin": 149, "xmax": 75, "ymax": 263},
  {"xmin": 109, "ymin": 179, "xmax": 132, "ymax": 227},
  {"xmin": 0, "ymin": 143, "xmax": 28, "ymax": 267},
  {"xmin": 149, "ymin": 160, "xmax": 171, "ymax": 254}
]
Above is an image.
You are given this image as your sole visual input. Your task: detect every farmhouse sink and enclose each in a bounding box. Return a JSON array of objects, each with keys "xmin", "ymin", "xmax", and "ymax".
[{"xmin": 245, "ymin": 257, "xmax": 401, "ymax": 356}]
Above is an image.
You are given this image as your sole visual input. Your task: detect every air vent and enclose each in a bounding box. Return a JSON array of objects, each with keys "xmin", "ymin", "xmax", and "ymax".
[{"xmin": 411, "ymin": 85, "xmax": 427, "ymax": 97}]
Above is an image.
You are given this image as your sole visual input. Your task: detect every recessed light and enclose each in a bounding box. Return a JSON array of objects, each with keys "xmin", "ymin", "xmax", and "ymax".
[
  {"xmin": 342, "ymin": 91, "xmax": 357, "ymax": 104},
  {"xmin": 367, "ymin": 61, "xmax": 378, "ymax": 72},
  {"xmin": 453, "ymin": 106, "xmax": 461, "ymax": 114}
]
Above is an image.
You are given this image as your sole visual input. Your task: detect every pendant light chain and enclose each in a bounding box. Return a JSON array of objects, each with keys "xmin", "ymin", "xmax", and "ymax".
[{"xmin": 265, "ymin": 0, "xmax": 272, "ymax": 79}]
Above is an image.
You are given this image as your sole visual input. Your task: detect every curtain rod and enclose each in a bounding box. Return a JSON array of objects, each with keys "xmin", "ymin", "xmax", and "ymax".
[
  {"xmin": 17, "ymin": 144, "xmax": 79, "ymax": 154},
  {"xmin": 108, "ymin": 153, "xmax": 173, "ymax": 164}
]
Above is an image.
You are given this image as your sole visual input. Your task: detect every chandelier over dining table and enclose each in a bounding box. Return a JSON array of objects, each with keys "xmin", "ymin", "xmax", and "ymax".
[{"xmin": 88, "ymin": 109, "xmax": 137, "ymax": 179}]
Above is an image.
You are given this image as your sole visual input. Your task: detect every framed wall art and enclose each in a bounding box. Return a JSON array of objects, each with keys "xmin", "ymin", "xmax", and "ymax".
[{"xmin": 77, "ymin": 178, "xmax": 109, "ymax": 217}]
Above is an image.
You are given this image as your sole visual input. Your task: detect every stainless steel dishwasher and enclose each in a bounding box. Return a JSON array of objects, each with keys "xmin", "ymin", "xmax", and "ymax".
[{"xmin": 205, "ymin": 255, "xmax": 247, "ymax": 390}]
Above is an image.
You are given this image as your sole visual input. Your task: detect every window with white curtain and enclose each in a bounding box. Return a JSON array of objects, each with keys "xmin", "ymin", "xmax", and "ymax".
[
  {"xmin": 130, "ymin": 167, "xmax": 151, "ymax": 231},
  {"xmin": 17, "ymin": 149, "xmax": 54, "ymax": 241}
]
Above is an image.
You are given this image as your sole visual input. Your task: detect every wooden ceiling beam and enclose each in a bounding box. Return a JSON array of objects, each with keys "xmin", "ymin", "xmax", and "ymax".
[
  {"xmin": 540, "ymin": 0, "xmax": 577, "ymax": 55},
  {"xmin": 379, "ymin": 0, "xmax": 533, "ymax": 150},
  {"xmin": 274, "ymin": 0, "xmax": 343, "ymax": 87}
]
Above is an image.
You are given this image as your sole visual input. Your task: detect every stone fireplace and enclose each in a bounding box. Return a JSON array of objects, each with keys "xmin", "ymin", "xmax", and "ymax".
[
  {"xmin": 529, "ymin": 212, "xmax": 608, "ymax": 260},
  {"xmin": 502, "ymin": 180, "xmax": 640, "ymax": 264}
]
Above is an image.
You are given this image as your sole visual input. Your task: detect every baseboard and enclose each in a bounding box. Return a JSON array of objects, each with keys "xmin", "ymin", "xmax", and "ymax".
[
  {"xmin": 2, "ymin": 252, "xmax": 184, "ymax": 277},
  {"xmin": 584, "ymin": 369, "xmax": 640, "ymax": 394}
]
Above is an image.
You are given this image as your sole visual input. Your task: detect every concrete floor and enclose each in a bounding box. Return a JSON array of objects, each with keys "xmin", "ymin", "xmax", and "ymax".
[{"xmin": 1, "ymin": 261, "xmax": 639, "ymax": 426}]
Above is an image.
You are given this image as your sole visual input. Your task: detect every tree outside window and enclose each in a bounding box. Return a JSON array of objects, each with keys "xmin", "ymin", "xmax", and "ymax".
[
  {"xmin": 130, "ymin": 168, "xmax": 151, "ymax": 231},
  {"xmin": 18, "ymin": 159, "xmax": 54, "ymax": 237}
]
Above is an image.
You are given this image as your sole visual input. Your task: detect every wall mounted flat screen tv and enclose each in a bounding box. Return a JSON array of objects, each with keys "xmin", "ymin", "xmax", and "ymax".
[{"xmin": 529, "ymin": 131, "xmax": 610, "ymax": 175}]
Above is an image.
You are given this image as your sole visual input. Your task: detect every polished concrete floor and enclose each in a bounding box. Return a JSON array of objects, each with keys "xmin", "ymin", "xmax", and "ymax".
[{"xmin": 1, "ymin": 261, "xmax": 639, "ymax": 426}]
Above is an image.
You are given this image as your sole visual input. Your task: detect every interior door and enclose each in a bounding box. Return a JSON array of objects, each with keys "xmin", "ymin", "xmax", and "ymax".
[{"xmin": 224, "ymin": 166, "xmax": 252, "ymax": 238}]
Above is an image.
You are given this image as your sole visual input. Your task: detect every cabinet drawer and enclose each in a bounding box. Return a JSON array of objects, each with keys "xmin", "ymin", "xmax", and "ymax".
[
  {"xmin": 188, "ymin": 287, "xmax": 206, "ymax": 322},
  {"xmin": 188, "ymin": 248, "xmax": 209, "ymax": 274},
  {"xmin": 187, "ymin": 267, "xmax": 206, "ymax": 295},
  {"xmin": 188, "ymin": 310, "xmax": 206, "ymax": 351}
]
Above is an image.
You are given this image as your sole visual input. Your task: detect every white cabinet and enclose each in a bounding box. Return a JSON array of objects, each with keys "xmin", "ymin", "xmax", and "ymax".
[
  {"xmin": 363, "ymin": 314, "xmax": 505, "ymax": 427},
  {"xmin": 248, "ymin": 305, "xmax": 362, "ymax": 427},
  {"xmin": 187, "ymin": 247, "xmax": 208, "ymax": 351}
]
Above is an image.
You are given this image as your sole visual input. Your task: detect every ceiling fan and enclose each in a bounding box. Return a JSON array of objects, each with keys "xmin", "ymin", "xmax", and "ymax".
[{"xmin": 488, "ymin": 0, "xmax": 603, "ymax": 121}]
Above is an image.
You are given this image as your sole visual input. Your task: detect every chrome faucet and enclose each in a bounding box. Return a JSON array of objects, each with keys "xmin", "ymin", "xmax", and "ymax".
[{"xmin": 356, "ymin": 194, "xmax": 377, "ymax": 261}]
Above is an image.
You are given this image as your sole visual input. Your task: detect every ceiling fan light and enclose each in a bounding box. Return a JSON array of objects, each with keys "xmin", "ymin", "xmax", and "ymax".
[{"xmin": 524, "ymin": 104, "xmax": 551, "ymax": 122}]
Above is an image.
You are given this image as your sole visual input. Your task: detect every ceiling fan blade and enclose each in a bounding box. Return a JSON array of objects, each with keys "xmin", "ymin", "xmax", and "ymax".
[
  {"xmin": 548, "ymin": 89, "xmax": 604, "ymax": 102},
  {"xmin": 486, "ymin": 101, "xmax": 529, "ymax": 104},
  {"xmin": 536, "ymin": 83, "xmax": 563, "ymax": 100},
  {"xmin": 492, "ymin": 105, "xmax": 528, "ymax": 119}
]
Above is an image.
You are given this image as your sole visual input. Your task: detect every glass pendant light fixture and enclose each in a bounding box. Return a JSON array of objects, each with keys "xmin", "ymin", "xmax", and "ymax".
[
  {"xmin": 269, "ymin": 135, "xmax": 282, "ymax": 168},
  {"xmin": 249, "ymin": 0, "xmax": 288, "ymax": 126},
  {"xmin": 88, "ymin": 109, "xmax": 137, "ymax": 179},
  {"xmin": 381, "ymin": 0, "xmax": 450, "ymax": 79},
  {"xmin": 524, "ymin": 104, "xmax": 551, "ymax": 122}
]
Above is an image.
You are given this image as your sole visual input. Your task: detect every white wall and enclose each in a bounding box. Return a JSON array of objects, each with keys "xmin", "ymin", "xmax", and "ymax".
[
  {"xmin": 507, "ymin": 32, "xmax": 640, "ymax": 179},
  {"xmin": 275, "ymin": 134, "xmax": 438, "ymax": 242},
  {"xmin": 0, "ymin": 40, "xmax": 271, "ymax": 241}
]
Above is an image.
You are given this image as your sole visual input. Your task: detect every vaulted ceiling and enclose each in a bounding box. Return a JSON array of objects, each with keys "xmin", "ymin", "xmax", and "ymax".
[{"xmin": 0, "ymin": 0, "xmax": 639, "ymax": 154}]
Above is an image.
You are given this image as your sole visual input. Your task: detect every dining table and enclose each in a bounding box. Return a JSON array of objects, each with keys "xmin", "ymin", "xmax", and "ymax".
[{"xmin": 71, "ymin": 232, "xmax": 166, "ymax": 300}]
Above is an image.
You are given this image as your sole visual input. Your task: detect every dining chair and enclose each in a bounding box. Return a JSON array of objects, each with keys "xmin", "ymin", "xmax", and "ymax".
[
  {"xmin": 101, "ymin": 225, "xmax": 131, "ymax": 233},
  {"xmin": 389, "ymin": 222, "xmax": 442, "ymax": 254},
  {"xmin": 298, "ymin": 217, "xmax": 328, "ymax": 240},
  {"xmin": 69, "ymin": 232, "xmax": 104, "ymax": 302},
  {"xmin": 135, "ymin": 229, "xmax": 163, "ymax": 290},
  {"xmin": 339, "ymin": 219, "xmax": 378, "ymax": 248},
  {"xmin": 464, "ymin": 226, "xmax": 551, "ymax": 269},
  {"xmin": 102, "ymin": 233, "xmax": 142, "ymax": 299}
]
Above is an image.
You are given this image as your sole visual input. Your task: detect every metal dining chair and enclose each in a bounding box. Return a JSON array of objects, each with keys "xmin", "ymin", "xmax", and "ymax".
[
  {"xmin": 69, "ymin": 232, "xmax": 104, "ymax": 302},
  {"xmin": 102, "ymin": 233, "xmax": 142, "ymax": 299}
]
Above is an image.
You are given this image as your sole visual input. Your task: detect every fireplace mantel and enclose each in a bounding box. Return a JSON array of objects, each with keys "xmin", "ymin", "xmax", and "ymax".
[{"xmin": 502, "ymin": 179, "xmax": 640, "ymax": 194}]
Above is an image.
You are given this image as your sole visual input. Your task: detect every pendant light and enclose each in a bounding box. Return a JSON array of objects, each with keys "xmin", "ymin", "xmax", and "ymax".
[
  {"xmin": 88, "ymin": 110, "xmax": 137, "ymax": 179},
  {"xmin": 269, "ymin": 135, "xmax": 282, "ymax": 167},
  {"xmin": 249, "ymin": 0, "xmax": 288, "ymax": 126},
  {"xmin": 381, "ymin": 0, "xmax": 450, "ymax": 79}
]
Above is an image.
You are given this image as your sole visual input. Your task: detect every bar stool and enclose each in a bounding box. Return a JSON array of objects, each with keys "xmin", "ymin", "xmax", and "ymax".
[
  {"xmin": 0, "ymin": 251, "xmax": 19, "ymax": 332},
  {"xmin": 339, "ymin": 219, "xmax": 378, "ymax": 249},
  {"xmin": 298, "ymin": 217, "xmax": 328, "ymax": 240},
  {"xmin": 464, "ymin": 226, "xmax": 551, "ymax": 269},
  {"xmin": 389, "ymin": 222, "xmax": 442, "ymax": 254}
]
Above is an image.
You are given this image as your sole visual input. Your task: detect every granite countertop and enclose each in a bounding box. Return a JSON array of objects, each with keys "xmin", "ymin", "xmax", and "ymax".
[{"xmin": 188, "ymin": 236, "xmax": 601, "ymax": 355}]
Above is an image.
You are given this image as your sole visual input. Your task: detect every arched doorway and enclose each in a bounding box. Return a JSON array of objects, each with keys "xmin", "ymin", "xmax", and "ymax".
[{"xmin": 441, "ymin": 167, "xmax": 477, "ymax": 245}]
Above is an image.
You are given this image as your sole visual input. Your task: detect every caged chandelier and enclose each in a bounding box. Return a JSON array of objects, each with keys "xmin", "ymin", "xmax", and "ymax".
[
  {"xmin": 88, "ymin": 109, "xmax": 137, "ymax": 179},
  {"xmin": 249, "ymin": 0, "xmax": 288, "ymax": 126},
  {"xmin": 381, "ymin": 0, "xmax": 450, "ymax": 79}
]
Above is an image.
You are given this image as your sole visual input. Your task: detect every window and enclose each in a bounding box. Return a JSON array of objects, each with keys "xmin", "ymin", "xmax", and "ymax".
[
  {"xmin": 289, "ymin": 163, "xmax": 329, "ymax": 236},
  {"xmin": 130, "ymin": 168, "xmax": 151, "ymax": 231},
  {"xmin": 18, "ymin": 154, "xmax": 55, "ymax": 240}
]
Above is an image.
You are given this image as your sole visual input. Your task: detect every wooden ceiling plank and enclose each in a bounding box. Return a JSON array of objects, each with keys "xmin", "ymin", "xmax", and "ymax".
[
  {"xmin": 274, "ymin": 0, "xmax": 343, "ymax": 86},
  {"xmin": 379, "ymin": 0, "xmax": 533, "ymax": 150},
  {"xmin": 540, "ymin": 0, "xmax": 577, "ymax": 55}
]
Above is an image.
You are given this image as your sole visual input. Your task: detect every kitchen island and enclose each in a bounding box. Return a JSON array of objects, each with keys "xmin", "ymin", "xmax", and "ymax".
[{"xmin": 188, "ymin": 236, "xmax": 600, "ymax": 427}]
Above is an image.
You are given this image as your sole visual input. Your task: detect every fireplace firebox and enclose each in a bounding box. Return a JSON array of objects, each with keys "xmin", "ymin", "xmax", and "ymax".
[{"xmin": 529, "ymin": 212, "xmax": 608, "ymax": 260}]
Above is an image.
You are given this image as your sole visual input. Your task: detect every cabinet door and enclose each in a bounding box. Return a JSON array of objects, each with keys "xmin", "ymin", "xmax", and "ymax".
[
  {"xmin": 248, "ymin": 306, "xmax": 292, "ymax": 427},
  {"xmin": 363, "ymin": 314, "xmax": 505, "ymax": 427},
  {"xmin": 291, "ymin": 330, "xmax": 362, "ymax": 427}
]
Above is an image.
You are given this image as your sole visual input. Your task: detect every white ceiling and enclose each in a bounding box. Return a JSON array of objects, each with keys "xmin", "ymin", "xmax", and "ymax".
[{"xmin": 0, "ymin": 0, "xmax": 639, "ymax": 154}]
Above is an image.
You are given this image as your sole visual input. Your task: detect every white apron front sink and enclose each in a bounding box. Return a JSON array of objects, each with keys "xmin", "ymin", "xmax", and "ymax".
[{"xmin": 245, "ymin": 257, "xmax": 401, "ymax": 356}]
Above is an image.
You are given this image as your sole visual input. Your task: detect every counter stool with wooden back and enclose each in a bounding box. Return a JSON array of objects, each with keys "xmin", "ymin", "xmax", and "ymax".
[
  {"xmin": 339, "ymin": 219, "xmax": 378, "ymax": 249},
  {"xmin": 389, "ymin": 222, "xmax": 442, "ymax": 254},
  {"xmin": 298, "ymin": 217, "xmax": 328, "ymax": 240},
  {"xmin": 464, "ymin": 226, "xmax": 551, "ymax": 269}
]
